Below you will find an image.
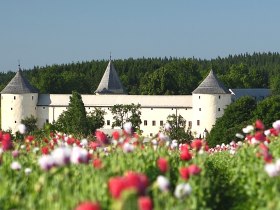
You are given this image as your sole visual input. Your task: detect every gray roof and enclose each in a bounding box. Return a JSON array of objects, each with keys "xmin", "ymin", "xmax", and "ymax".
[
  {"xmin": 1, "ymin": 70, "xmax": 39, "ymax": 94},
  {"xmin": 192, "ymin": 70, "xmax": 230, "ymax": 94},
  {"xmin": 95, "ymin": 60, "xmax": 126, "ymax": 94},
  {"xmin": 230, "ymin": 88, "xmax": 271, "ymax": 100}
]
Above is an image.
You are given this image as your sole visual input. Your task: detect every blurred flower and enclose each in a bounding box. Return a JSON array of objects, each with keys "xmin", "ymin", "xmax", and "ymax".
[
  {"xmin": 95, "ymin": 131, "xmax": 108, "ymax": 144},
  {"xmin": 164, "ymin": 123, "xmax": 171, "ymax": 131},
  {"xmin": 93, "ymin": 158, "xmax": 102, "ymax": 169},
  {"xmin": 180, "ymin": 150, "xmax": 192, "ymax": 161},
  {"xmin": 255, "ymin": 119, "xmax": 265, "ymax": 130},
  {"xmin": 273, "ymin": 120, "xmax": 280, "ymax": 131},
  {"xmin": 71, "ymin": 147, "xmax": 89, "ymax": 164},
  {"xmin": 52, "ymin": 147, "xmax": 71, "ymax": 166},
  {"xmin": 11, "ymin": 161, "xmax": 21, "ymax": 170},
  {"xmin": 18, "ymin": 124, "xmax": 26, "ymax": 134},
  {"xmin": 242, "ymin": 125, "xmax": 254, "ymax": 134},
  {"xmin": 112, "ymin": 131, "xmax": 120, "ymax": 140},
  {"xmin": 174, "ymin": 183, "xmax": 192, "ymax": 199},
  {"xmin": 33, "ymin": 147, "xmax": 40, "ymax": 154},
  {"xmin": 123, "ymin": 122, "xmax": 133, "ymax": 135},
  {"xmin": 138, "ymin": 196, "xmax": 153, "ymax": 210},
  {"xmin": 235, "ymin": 133, "xmax": 244, "ymax": 139},
  {"xmin": 179, "ymin": 167, "xmax": 190, "ymax": 180},
  {"xmin": 188, "ymin": 164, "xmax": 201, "ymax": 175},
  {"xmin": 191, "ymin": 139, "xmax": 202, "ymax": 151},
  {"xmin": 122, "ymin": 142, "xmax": 135, "ymax": 153},
  {"xmin": 38, "ymin": 155, "xmax": 54, "ymax": 171},
  {"xmin": 24, "ymin": 168, "xmax": 32, "ymax": 175},
  {"xmin": 2, "ymin": 133, "xmax": 13, "ymax": 151},
  {"xmin": 156, "ymin": 175, "xmax": 170, "ymax": 192},
  {"xmin": 157, "ymin": 157, "xmax": 168, "ymax": 174},
  {"xmin": 41, "ymin": 146, "xmax": 49, "ymax": 155},
  {"xmin": 265, "ymin": 163, "xmax": 278, "ymax": 177},
  {"xmin": 12, "ymin": 150, "xmax": 20, "ymax": 158},
  {"xmin": 80, "ymin": 139, "xmax": 88, "ymax": 147},
  {"xmin": 75, "ymin": 201, "xmax": 101, "ymax": 210}
]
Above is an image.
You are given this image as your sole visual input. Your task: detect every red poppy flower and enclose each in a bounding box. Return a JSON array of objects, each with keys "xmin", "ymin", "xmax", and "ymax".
[
  {"xmin": 179, "ymin": 167, "xmax": 190, "ymax": 180},
  {"xmin": 188, "ymin": 164, "xmax": 201, "ymax": 175},
  {"xmin": 95, "ymin": 131, "xmax": 108, "ymax": 144},
  {"xmin": 180, "ymin": 150, "xmax": 192, "ymax": 161},
  {"xmin": 255, "ymin": 119, "xmax": 265, "ymax": 130},
  {"xmin": 157, "ymin": 157, "xmax": 168, "ymax": 174},
  {"xmin": 2, "ymin": 133, "xmax": 13, "ymax": 151},
  {"xmin": 93, "ymin": 158, "xmax": 102, "ymax": 169},
  {"xmin": 191, "ymin": 139, "xmax": 203, "ymax": 151},
  {"xmin": 138, "ymin": 196, "xmax": 153, "ymax": 210},
  {"xmin": 75, "ymin": 201, "xmax": 101, "ymax": 210},
  {"xmin": 112, "ymin": 131, "xmax": 120, "ymax": 140}
]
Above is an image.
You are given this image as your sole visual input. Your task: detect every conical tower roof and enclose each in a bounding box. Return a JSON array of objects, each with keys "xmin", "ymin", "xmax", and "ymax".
[
  {"xmin": 192, "ymin": 70, "xmax": 230, "ymax": 94},
  {"xmin": 95, "ymin": 60, "xmax": 126, "ymax": 94},
  {"xmin": 1, "ymin": 69, "xmax": 39, "ymax": 94}
]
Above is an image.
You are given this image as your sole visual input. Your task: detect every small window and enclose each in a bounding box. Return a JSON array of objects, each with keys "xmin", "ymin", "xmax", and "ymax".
[
  {"xmin": 218, "ymin": 108, "xmax": 221, "ymax": 111},
  {"xmin": 152, "ymin": 121, "xmax": 156, "ymax": 126},
  {"xmin": 35, "ymin": 107, "xmax": 36, "ymax": 110},
  {"xmin": 11, "ymin": 108, "xmax": 13, "ymax": 110},
  {"xmin": 151, "ymin": 108, "xmax": 153, "ymax": 110},
  {"xmin": 15, "ymin": 121, "xmax": 17, "ymax": 123},
  {"xmin": 199, "ymin": 96, "xmax": 200, "ymax": 99},
  {"xmin": 150, "ymin": 133, "xmax": 153, "ymax": 137},
  {"xmin": 199, "ymin": 108, "xmax": 201, "ymax": 111},
  {"xmin": 171, "ymin": 108, "xmax": 174, "ymax": 110},
  {"xmin": 88, "ymin": 107, "xmax": 91, "ymax": 110},
  {"xmin": 43, "ymin": 107, "xmax": 45, "ymax": 109},
  {"xmin": 144, "ymin": 120, "xmax": 147, "ymax": 126},
  {"xmin": 219, "ymin": 95, "xmax": 221, "ymax": 99},
  {"xmin": 14, "ymin": 96, "xmax": 16, "ymax": 100},
  {"xmin": 197, "ymin": 120, "xmax": 200, "ymax": 126},
  {"xmin": 107, "ymin": 120, "xmax": 110, "ymax": 126},
  {"xmin": 188, "ymin": 121, "xmax": 192, "ymax": 128},
  {"xmin": 160, "ymin": 121, "xmax": 163, "ymax": 126},
  {"xmin": 32, "ymin": 96, "xmax": 34, "ymax": 100},
  {"xmin": 46, "ymin": 119, "xmax": 49, "ymax": 123},
  {"xmin": 108, "ymin": 107, "xmax": 110, "ymax": 110}
]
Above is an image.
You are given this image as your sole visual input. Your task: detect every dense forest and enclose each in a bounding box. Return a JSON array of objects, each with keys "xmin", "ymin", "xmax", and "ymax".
[{"xmin": 1, "ymin": 52, "xmax": 280, "ymax": 95}]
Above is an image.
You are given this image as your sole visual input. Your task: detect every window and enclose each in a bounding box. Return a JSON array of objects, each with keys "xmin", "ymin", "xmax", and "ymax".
[
  {"xmin": 35, "ymin": 107, "xmax": 36, "ymax": 110},
  {"xmin": 14, "ymin": 96, "xmax": 16, "ymax": 100},
  {"xmin": 88, "ymin": 107, "xmax": 91, "ymax": 110},
  {"xmin": 46, "ymin": 119, "xmax": 49, "ymax": 123},
  {"xmin": 160, "ymin": 121, "xmax": 163, "ymax": 126},
  {"xmin": 152, "ymin": 121, "xmax": 156, "ymax": 126},
  {"xmin": 197, "ymin": 120, "xmax": 200, "ymax": 126},
  {"xmin": 218, "ymin": 108, "xmax": 221, "ymax": 111},
  {"xmin": 219, "ymin": 95, "xmax": 221, "ymax": 99},
  {"xmin": 144, "ymin": 120, "xmax": 147, "ymax": 126},
  {"xmin": 15, "ymin": 121, "xmax": 17, "ymax": 123},
  {"xmin": 171, "ymin": 108, "xmax": 174, "ymax": 110},
  {"xmin": 150, "ymin": 133, "xmax": 153, "ymax": 137},
  {"xmin": 188, "ymin": 121, "xmax": 192, "ymax": 128},
  {"xmin": 32, "ymin": 96, "xmax": 34, "ymax": 100},
  {"xmin": 11, "ymin": 108, "xmax": 13, "ymax": 110},
  {"xmin": 199, "ymin": 108, "xmax": 201, "ymax": 111},
  {"xmin": 107, "ymin": 120, "xmax": 110, "ymax": 125},
  {"xmin": 151, "ymin": 108, "xmax": 153, "ymax": 110},
  {"xmin": 43, "ymin": 107, "xmax": 45, "ymax": 109},
  {"xmin": 199, "ymin": 96, "xmax": 200, "ymax": 99}
]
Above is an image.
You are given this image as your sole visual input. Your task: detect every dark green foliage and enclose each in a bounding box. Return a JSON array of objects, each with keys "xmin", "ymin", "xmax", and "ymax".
[
  {"xmin": 207, "ymin": 96, "xmax": 257, "ymax": 147},
  {"xmin": 87, "ymin": 108, "xmax": 106, "ymax": 133},
  {"xmin": 21, "ymin": 115, "xmax": 38, "ymax": 133},
  {"xmin": 110, "ymin": 104, "xmax": 142, "ymax": 130},
  {"xmin": 167, "ymin": 114, "xmax": 193, "ymax": 143},
  {"xmin": 1, "ymin": 52, "xmax": 280, "ymax": 95},
  {"xmin": 55, "ymin": 91, "xmax": 89, "ymax": 136},
  {"xmin": 253, "ymin": 95, "xmax": 280, "ymax": 127}
]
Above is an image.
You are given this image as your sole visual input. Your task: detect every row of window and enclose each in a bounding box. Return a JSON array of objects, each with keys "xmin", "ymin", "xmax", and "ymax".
[
  {"xmin": 11, "ymin": 96, "xmax": 35, "ymax": 100},
  {"xmin": 198, "ymin": 95, "xmax": 221, "ymax": 99},
  {"xmin": 199, "ymin": 108, "xmax": 221, "ymax": 111}
]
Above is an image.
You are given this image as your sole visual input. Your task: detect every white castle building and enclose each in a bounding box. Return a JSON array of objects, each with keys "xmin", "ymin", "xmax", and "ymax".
[{"xmin": 0, "ymin": 60, "xmax": 270, "ymax": 137}]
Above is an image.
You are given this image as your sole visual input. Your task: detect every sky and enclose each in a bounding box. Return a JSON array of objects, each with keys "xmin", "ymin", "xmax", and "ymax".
[{"xmin": 0, "ymin": 0, "xmax": 280, "ymax": 72}]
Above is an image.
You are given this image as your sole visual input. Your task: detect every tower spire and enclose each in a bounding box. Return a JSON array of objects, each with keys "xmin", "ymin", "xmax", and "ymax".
[
  {"xmin": 18, "ymin": 60, "xmax": 21, "ymax": 71},
  {"xmin": 110, "ymin": 52, "xmax": 112, "ymax": 61}
]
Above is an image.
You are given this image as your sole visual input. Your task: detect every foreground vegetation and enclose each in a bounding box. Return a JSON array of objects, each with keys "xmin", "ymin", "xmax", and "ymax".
[{"xmin": 1, "ymin": 119, "xmax": 280, "ymax": 210}]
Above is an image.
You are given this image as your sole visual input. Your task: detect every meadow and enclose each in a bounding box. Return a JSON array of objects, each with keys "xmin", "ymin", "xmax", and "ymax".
[{"xmin": 1, "ymin": 120, "xmax": 280, "ymax": 210}]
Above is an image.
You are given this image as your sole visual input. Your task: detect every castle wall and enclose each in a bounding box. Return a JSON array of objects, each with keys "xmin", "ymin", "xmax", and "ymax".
[
  {"xmin": 1, "ymin": 93, "xmax": 38, "ymax": 133},
  {"xmin": 192, "ymin": 93, "xmax": 232, "ymax": 137}
]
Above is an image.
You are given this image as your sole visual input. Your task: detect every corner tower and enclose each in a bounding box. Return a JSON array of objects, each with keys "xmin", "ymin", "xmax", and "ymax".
[
  {"xmin": 1, "ymin": 66, "xmax": 39, "ymax": 133},
  {"xmin": 95, "ymin": 60, "xmax": 126, "ymax": 94},
  {"xmin": 192, "ymin": 70, "xmax": 231, "ymax": 137}
]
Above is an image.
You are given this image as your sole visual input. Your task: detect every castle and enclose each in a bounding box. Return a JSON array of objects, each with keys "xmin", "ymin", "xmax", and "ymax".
[{"xmin": 0, "ymin": 60, "xmax": 270, "ymax": 137}]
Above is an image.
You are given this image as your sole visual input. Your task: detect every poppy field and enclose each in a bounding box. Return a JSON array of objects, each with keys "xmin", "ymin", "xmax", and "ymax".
[{"xmin": 1, "ymin": 120, "xmax": 280, "ymax": 210}]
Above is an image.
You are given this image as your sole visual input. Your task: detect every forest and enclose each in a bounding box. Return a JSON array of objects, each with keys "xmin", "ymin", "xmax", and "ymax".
[{"xmin": 1, "ymin": 52, "xmax": 280, "ymax": 95}]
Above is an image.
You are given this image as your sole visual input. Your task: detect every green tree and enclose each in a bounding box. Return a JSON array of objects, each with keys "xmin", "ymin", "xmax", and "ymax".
[
  {"xmin": 55, "ymin": 91, "xmax": 89, "ymax": 136},
  {"xmin": 253, "ymin": 95, "xmax": 280, "ymax": 127},
  {"xmin": 21, "ymin": 115, "xmax": 38, "ymax": 133},
  {"xmin": 87, "ymin": 108, "xmax": 106, "ymax": 133},
  {"xmin": 110, "ymin": 104, "xmax": 142, "ymax": 130},
  {"xmin": 167, "ymin": 114, "xmax": 193, "ymax": 143},
  {"xmin": 207, "ymin": 96, "xmax": 257, "ymax": 147}
]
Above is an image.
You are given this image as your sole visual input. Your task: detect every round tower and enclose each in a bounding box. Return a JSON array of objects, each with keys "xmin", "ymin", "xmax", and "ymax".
[
  {"xmin": 192, "ymin": 70, "xmax": 232, "ymax": 137},
  {"xmin": 1, "ymin": 67, "xmax": 38, "ymax": 133}
]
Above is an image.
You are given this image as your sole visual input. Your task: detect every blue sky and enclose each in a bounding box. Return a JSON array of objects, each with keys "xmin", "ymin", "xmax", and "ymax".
[{"xmin": 0, "ymin": 0, "xmax": 279, "ymax": 72}]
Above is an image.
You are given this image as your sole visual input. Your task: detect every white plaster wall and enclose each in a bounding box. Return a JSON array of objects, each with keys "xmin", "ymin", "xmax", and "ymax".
[
  {"xmin": 192, "ymin": 94, "xmax": 231, "ymax": 137},
  {"xmin": 37, "ymin": 106, "xmax": 68, "ymax": 128},
  {"xmin": 1, "ymin": 94, "xmax": 38, "ymax": 133}
]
